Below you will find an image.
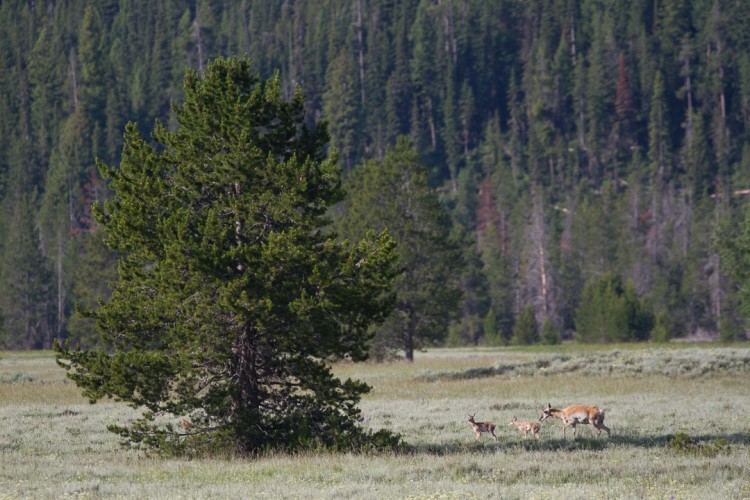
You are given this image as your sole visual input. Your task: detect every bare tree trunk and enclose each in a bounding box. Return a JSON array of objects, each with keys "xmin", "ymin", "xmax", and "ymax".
[
  {"xmin": 525, "ymin": 187, "xmax": 555, "ymax": 326},
  {"xmin": 681, "ymin": 38, "xmax": 694, "ymax": 149},
  {"xmin": 534, "ymin": 200, "xmax": 551, "ymax": 321},
  {"xmin": 69, "ymin": 48, "xmax": 78, "ymax": 111},
  {"xmin": 570, "ymin": 16, "xmax": 585, "ymax": 153},
  {"xmin": 718, "ymin": 37, "xmax": 726, "ymax": 124},
  {"xmin": 427, "ymin": 97, "xmax": 437, "ymax": 148},
  {"xmin": 287, "ymin": 23, "xmax": 295, "ymax": 96},
  {"xmin": 56, "ymin": 233, "xmax": 65, "ymax": 342},
  {"xmin": 356, "ymin": 0, "xmax": 366, "ymax": 106},
  {"xmin": 441, "ymin": 0, "xmax": 457, "ymax": 65},
  {"xmin": 194, "ymin": 1, "xmax": 205, "ymax": 73},
  {"xmin": 710, "ymin": 195, "xmax": 725, "ymax": 333}
]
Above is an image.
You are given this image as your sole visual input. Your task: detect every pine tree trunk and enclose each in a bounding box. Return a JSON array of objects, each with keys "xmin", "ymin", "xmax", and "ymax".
[
  {"xmin": 234, "ymin": 327, "xmax": 262, "ymax": 451},
  {"xmin": 405, "ymin": 330, "xmax": 414, "ymax": 362}
]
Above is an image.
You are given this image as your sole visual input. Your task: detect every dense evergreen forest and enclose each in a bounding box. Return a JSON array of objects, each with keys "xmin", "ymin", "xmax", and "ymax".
[{"xmin": 2, "ymin": 0, "xmax": 750, "ymax": 350}]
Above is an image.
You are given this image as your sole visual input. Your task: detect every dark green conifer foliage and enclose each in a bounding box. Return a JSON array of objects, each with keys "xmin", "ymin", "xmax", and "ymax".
[
  {"xmin": 78, "ymin": 6, "xmax": 107, "ymax": 126},
  {"xmin": 512, "ymin": 305, "xmax": 539, "ymax": 345},
  {"xmin": 4, "ymin": 1, "xmax": 750, "ymax": 348},
  {"xmin": 541, "ymin": 317, "xmax": 561, "ymax": 345},
  {"xmin": 452, "ymin": 226, "xmax": 489, "ymax": 346},
  {"xmin": 66, "ymin": 228, "xmax": 118, "ymax": 348},
  {"xmin": 0, "ymin": 192, "xmax": 52, "ymax": 349},
  {"xmin": 323, "ymin": 48, "xmax": 361, "ymax": 172},
  {"xmin": 29, "ymin": 25, "xmax": 64, "ymax": 169},
  {"xmin": 338, "ymin": 137, "xmax": 462, "ymax": 361},
  {"xmin": 480, "ymin": 222, "xmax": 515, "ymax": 343},
  {"xmin": 575, "ymin": 274, "xmax": 654, "ymax": 343},
  {"xmin": 409, "ymin": 0, "xmax": 439, "ymax": 153},
  {"xmin": 55, "ymin": 57, "xmax": 401, "ymax": 456},
  {"xmin": 482, "ymin": 307, "xmax": 504, "ymax": 346},
  {"xmin": 651, "ymin": 311, "xmax": 672, "ymax": 343},
  {"xmin": 717, "ymin": 205, "xmax": 750, "ymax": 329},
  {"xmin": 575, "ymin": 274, "xmax": 628, "ymax": 343}
]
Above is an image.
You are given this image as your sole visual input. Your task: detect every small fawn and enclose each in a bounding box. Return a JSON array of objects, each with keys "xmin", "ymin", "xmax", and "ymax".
[
  {"xmin": 539, "ymin": 402, "xmax": 610, "ymax": 439},
  {"xmin": 467, "ymin": 413, "xmax": 497, "ymax": 441},
  {"xmin": 508, "ymin": 416, "xmax": 541, "ymax": 439}
]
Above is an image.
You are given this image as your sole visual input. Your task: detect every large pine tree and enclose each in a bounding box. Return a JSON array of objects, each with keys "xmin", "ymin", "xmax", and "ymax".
[{"xmin": 55, "ymin": 56, "xmax": 401, "ymax": 455}]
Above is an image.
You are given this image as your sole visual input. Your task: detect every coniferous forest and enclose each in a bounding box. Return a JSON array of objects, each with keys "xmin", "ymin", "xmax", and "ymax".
[{"xmin": 2, "ymin": 0, "xmax": 750, "ymax": 350}]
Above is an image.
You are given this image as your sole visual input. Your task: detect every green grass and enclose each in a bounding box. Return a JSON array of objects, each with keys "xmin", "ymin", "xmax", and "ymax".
[{"xmin": 1, "ymin": 346, "xmax": 749, "ymax": 499}]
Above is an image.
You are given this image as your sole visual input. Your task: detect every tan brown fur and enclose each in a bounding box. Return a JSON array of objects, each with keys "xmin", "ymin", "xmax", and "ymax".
[
  {"xmin": 467, "ymin": 413, "xmax": 497, "ymax": 441},
  {"xmin": 539, "ymin": 403, "xmax": 610, "ymax": 439},
  {"xmin": 508, "ymin": 417, "xmax": 541, "ymax": 439}
]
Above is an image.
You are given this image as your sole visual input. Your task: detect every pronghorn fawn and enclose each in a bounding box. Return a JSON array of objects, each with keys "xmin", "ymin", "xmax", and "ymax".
[
  {"xmin": 508, "ymin": 416, "xmax": 541, "ymax": 440},
  {"xmin": 467, "ymin": 413, "xmax": 497, "ymax": 441},
  {"xmin": 539, "ymin": 402, "xmax": 610, "ymax": 439}
]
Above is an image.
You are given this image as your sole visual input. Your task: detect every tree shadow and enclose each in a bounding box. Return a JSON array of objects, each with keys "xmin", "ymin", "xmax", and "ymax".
[{"xmin": 408, "ymin": 431, "xmax": 750, "ymax": 455}]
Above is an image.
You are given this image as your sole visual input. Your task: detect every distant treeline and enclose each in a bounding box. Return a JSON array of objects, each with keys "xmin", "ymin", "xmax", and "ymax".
[{"xmin": 1, "ymin": 0, "xmax": 749, "ymax": 349}]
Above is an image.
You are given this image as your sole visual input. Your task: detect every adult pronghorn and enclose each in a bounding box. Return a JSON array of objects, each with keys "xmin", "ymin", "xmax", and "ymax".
[
  {"xmin": 466, "ymin": 413, "xmax": 498, "ymax": 441},
  {"xmin": 539, "ymin": 402, "xmax": 610, "ymax": 439}
]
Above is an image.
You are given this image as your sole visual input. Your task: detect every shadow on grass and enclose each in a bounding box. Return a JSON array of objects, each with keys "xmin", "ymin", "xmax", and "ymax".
[{"xmin": 408, "ymin": 431, "xmax": 750, "ymax": 455}]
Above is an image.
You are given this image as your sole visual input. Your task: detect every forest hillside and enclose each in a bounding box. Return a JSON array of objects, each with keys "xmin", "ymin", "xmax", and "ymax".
[{"xmin": 1, "ymin": 0, "xmax": 750, "ymax": 349}]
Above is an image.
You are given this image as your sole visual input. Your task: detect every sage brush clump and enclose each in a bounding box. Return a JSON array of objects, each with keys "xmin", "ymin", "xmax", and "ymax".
[{"xmin": 669, "ymin": 432, "xmax": 730, "ymax": 458}]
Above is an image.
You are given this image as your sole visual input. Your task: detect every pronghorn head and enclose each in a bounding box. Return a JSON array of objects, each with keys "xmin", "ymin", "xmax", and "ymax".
[{"xmin": 539, "ymin": 402, "xmax": 554, "ymax": 421}]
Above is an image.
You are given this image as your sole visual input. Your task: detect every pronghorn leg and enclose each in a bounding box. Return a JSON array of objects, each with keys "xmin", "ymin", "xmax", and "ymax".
[{"xmin": 592, "ymin": 415, "xmax": 610, "ymax": 437}]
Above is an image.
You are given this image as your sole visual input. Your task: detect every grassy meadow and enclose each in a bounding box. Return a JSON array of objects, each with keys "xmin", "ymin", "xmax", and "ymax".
[{"xmin": 1, "ymin": 345, "xmax": 749, "ymax": 499}]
